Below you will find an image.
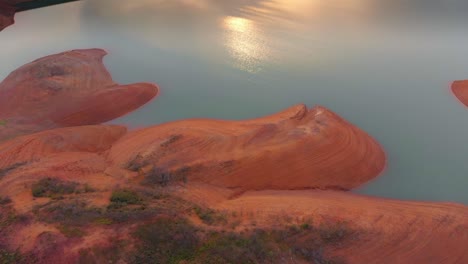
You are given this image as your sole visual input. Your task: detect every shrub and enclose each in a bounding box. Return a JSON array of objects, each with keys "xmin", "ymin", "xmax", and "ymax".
[
  {"xmin": 196, "ymin": 230, "xmax": 277, "ymax": 263},
  {"xmin": 58, "ymin": 225, "xmax": 85, "ymax": 238},
  {"xmin": 31, "ymin": 178, "xmax": 79, "ymax": 198},
  {"xmin": 109, "ymin": 189, "xmax": 142, "ymax": 209},
  {"xmin": 33, "ymin": 200, "xmax": 102, "ymax": 226},
  {"xmin": 126, "ymin": 154, "xmax": 150, "ymax": 172},
  {"xmin": 34, "ymin": 198, "xmax": 160, "ymax": 227},
  {"xmin": 0, "ymin": 196, "xmax": 12, "ymax": 205},
  {"xmin": 160, "ymin": 134, "xmax": 183, "ymax": 148},
  {"xmin": 193, "ymin": 207, "xmax": 227, "ymax": 226},
  {"xmin": 94, "ymin": 218, "xmax": 113, "ymax": 225},
  {"xmin": 129, "ymin": 217, "xmax": 199, "ymax": 264},
  {"xmin": 0, "ymin": 207, "xmax": 29, "ymax": 229},
  {"xmin": 142, "ymin": 166, "xmax": 189, "ymax": 187},
  {"xmin": 0, "ymin": 248, "xmax": 23, "ymax": 264},
  {"xmin": 319, "ymin": 221, "xmax": 353, "ymax": 244},
  {"xmin": 0, "ymin": 162, "xmax": 27, "ymax": 179}
]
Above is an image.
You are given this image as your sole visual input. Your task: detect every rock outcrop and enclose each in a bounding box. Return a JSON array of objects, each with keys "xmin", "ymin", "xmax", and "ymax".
[
  {"xmin": 451, "ymin": 80, "xmax": 468, "ymax": 107},
  {"xmin": 0, "ymin": 2, "xmax": 15, "ymax": 31},
  {"xmin": 0, "ymin": 49, "xmax": 159, "ymax": 142},
  {"xmin": 109, "ymin": 104, "xmax": 386, "ymax": 191}
]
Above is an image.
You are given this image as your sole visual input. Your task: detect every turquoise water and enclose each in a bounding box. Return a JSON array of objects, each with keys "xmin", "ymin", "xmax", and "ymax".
[{"xmin": 1, "ymin": 0, "xmax": 468, "ymax": 204}]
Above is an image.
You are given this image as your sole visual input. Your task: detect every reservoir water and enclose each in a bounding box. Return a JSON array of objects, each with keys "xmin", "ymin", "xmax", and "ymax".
[{"xmin": 1, "ymin": 0, "xmax": 468, "ymax": 204}]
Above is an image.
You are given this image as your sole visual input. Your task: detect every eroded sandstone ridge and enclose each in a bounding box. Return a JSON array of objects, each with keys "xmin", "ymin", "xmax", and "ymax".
[
  {"xmin": 451, "ymin": 80, "xmax": 468, "ymax": 107},
  {"xmin": 109, "ymin": 104, "xmax": 386, "ymax": 191},
  {"xmin": 0, "ymin": 49, "xmax": 159, "ymax": 142}
]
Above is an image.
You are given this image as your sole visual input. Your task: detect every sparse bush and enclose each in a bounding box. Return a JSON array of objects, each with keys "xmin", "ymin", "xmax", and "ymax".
[
  {"xmin": 129, "ymin": 217, "xmax": 199, "ymax": 264},
  {"xmin": 0, "ymin": 248, "xmax": 24, "ymax": 264},
  {"xmin": 142, "ymin": 167, "xmax": 172, "ymax": 186},
  {"xmin": 31, "ymin": 178, "xmax": 79, "ymax": 199},
  {"xmin": 109, "ymin": 189, "xmax": 142, "ymax": 209},
  {"xmin": 160, "ymin": 134, "xmax": 183, "ymax": 148},
  {"xmin": 196, "ymin": 229, "xmax": 277, "ymax": 263},
  {"xmin": 0, "ymin": 207, "xmax": 29, "ymax": 229},
  {"xmin": 78, "ymin": 239, "xmax": 129, "ymax": 264},
  {"xmin": 94, "ymin": 218, "xmax": 113, "ymax": 225},
  {"xmin": 58, "ymin": 225, "xmax": 85, "ymax": 238},
  {"xmin": 0, "ymin": 196, "xmax": 12, "ymax": 205},
  {"xmin": 33, "ymin": 200, "xmax": 102, "ymax": 226},
  {"xmin": 319, "ymin": 221, "xmax": 353, "ymax": 244},
  {"xmin": 126, "ymin": 154, "xmax": 150, "ymax": 172},
  {"xmin": 193, "ymin": 207, "xmax": 227, "ymax": 225},
  {"xmin": 0, "ymin": 162, "xmax": 27, "ymax": 179}
]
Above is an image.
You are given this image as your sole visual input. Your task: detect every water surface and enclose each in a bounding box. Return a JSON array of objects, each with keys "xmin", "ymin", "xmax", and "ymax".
[{"xmin": 1, "ymin": 0, "xmax": 468, "ymax": 204}]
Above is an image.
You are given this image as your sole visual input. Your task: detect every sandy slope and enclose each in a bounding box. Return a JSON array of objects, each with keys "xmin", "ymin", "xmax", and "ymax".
[{"xmin": 174, "ymin": 183, "xmax": 468, "ymax": 264}]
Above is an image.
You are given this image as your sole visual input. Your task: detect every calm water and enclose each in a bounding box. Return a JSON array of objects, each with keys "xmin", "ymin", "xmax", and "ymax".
[{"xmin": 1, "ymin": 0, "xmax": 468, "ymax": 204}]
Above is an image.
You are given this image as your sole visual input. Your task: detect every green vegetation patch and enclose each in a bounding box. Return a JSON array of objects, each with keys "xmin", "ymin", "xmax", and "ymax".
[
  {"xmin": 0, "ymin": 207, "xmax": 29, "ymax": 229},
  {"xmin": 31, "ymin": 178, "xmax": 80, "ymax": 199},
  {"xmin": 196, "ymin": 230, "xmax": 278, "ymax": 264},
  {"xmin": 193, "ymin": 206, "xmax": 227, "ymax": 226},
  {"xmin": 0, "ymin": 120, "xmax": 7, "ymax": 127},
  {"xmin": 58, "ymin": 225, "xmax": 85, "ymax": 238},
  {"xmin": 108, "ymin": 189, "xmax": 143, "ymax": 210},
  {"xmin": 129, "ymin": 217, "xmax": 199, "ymax": 264},
  {"xmin": 142, "ymin": 166, "xmax": 189, "ymax": 187},
  {"xmin": 0, "ymin": 248, "xmax": 24, "ymax": 264},
  {"xmin": 126, "ymin": 154, "xmax": 150, "ymax": 172}
]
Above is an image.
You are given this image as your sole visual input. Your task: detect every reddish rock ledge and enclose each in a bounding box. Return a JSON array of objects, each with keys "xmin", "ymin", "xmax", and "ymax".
[
  {"xmin": 0, "ymin": 49, "xmax": 159, "ymax": 142},
  {"xmin": 451, "ymin": 80, "xmax": 468, "ymax": 107},
  {"xmin": 0, "ymin": 2, "xmax": 15, "ymax": 31},
  {"xmin": 109, "ymin": 104, "xmax": 386, "ymax": 191}
]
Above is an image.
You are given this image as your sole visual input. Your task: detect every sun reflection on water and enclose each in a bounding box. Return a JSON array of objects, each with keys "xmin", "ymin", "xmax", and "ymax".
[{"xmin": 222, "ymin": 16, "xmax": 271, "ymax": 74}]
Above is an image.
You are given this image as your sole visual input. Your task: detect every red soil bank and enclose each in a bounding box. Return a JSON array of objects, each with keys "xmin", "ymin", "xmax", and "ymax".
[
  {"xmin": 0, "ymin": 2, "xmax": 15, "ymax": 31},
  {"xmin": 451, "ymin": 80, "xmax": 468, "ymax": 107},
  {"xmin": 0, "ymin": 49, "xmax": 159, "ymax": 142},
  {"xmin": 0, "ymin": 125, "xmax": 126, "ymax": 170},
  {"xmin": 109, "ymin": 104, "xmax": 386, "ymax": 190},
  {"xmin": 213, "ymin": 189, "xmax": 468, "ymax": 264},
  {"xmin": 0, "ymin": 125, "xmax": 127, "ymax": 212}
]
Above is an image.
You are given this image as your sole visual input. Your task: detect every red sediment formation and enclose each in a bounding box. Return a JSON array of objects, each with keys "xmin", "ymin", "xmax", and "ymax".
[
  {"xmin": 451, "ymin": 80, "xmax": 468, "ymax": 107},
  {"xmin": 211, "ymin": 189, "xmax": 468, "ymax": 264},
  {"xmin": 0, "ymin": 2, "xmax": 15, "ymax": 31},
  {"xmin": 0, "ymin": 0, "xmax": 34, "ymax": 31},
  {"xmin": 0, "ymin": 125, "xmax": 126, "ymax": 170},
  {"xmin": 109, "ymin": 104, "xmax": 386, "ymax": 191},
  {"xmin": 0, "ymin": 49, "xmax": 159, "ymax": 142},
  {"xmin": 0, "ymin": 125, "xmax": 126, "ymax": 213}
]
